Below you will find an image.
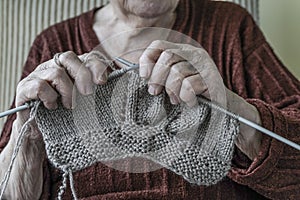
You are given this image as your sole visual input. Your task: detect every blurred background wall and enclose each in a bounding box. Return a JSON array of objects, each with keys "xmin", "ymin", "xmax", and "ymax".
[{"xmin": 260, "ymin": 0, "xmax": 300, "ymax": 79}]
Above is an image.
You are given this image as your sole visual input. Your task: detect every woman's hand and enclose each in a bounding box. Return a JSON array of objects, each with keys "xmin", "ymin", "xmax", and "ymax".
[
  {"xmin": 0, "ymin": 51, "xmax": 110, "ymax": 199},
  {"xmin": 139, "ymin": 40, "xmax": 262, "ymax": 160},
  {"xmin": 15, "ymin": 51, "xmax": 110, "ymax": 125},
  {"xmin": 139, "ymin": 40, "xmax": 226, "ymax": 107}
]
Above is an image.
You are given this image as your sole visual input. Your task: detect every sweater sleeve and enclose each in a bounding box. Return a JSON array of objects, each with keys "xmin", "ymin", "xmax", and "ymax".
[
  {"xmin": 0, "ymin": 34, "xmax": 52, "ymax": 153},
  {"xmin": 0, "ymin": 33, "xmax": 60, "ymax": 199},
  {"xmin": 228, "ymin": 14, "xmax": 300, "ymax": 199}
]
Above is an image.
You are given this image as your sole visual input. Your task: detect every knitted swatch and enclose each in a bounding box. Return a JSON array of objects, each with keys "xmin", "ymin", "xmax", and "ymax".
[
  {"xmin": 0, "ymin": 70, "xmax": 239, "ymax": 200},
  {"xmin": 34, "ymin": 70, "xmax": 239, "ymax": 199}
]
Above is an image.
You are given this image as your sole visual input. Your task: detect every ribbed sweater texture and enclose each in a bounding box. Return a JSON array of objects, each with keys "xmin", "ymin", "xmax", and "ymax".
[{"xmin": 1, "ymin": 0, "xmax": 300, "ymax": 199}]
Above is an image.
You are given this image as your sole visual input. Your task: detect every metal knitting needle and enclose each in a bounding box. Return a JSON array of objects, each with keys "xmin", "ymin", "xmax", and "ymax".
[
  {"xmin": 116, "ymin": 58, "xmax": 300, "ymax": 151},
  {"xmin": 1, "ymin": 57, "xmax": 300, "ymax": 151},
  {"xmin": 107, "ymin": 57, "xmax": 139, "ymax": 80},
  {"xmin": 198, "ymin": 97, "xmax": 300, "ymax": 151},
  {"xmin": 0, "ymin": 57, "xmax": 139, "ymax": 119},
  {"xmin": 0, "ymin": 103, "xmax": 31, "ymax": 118},
  {"xmin": 115, "ymin": 57, "xmax": 139, "ymax": 69}
]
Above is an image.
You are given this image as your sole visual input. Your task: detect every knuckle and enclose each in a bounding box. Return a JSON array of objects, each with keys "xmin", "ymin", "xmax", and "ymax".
[
  {"xmin": 161, "ymin": 50, "xmax": 172, "ymax": 57},
  {"xmin": 171, "ymin": 62, "xmax": 184, "ymax": 74},
  {"xmin": 51, "ymin": 67, "xmax": 65, "ymax": 79},
  {"xmin": 79, "ymin": 53, "xmax": 89, "ymax": 62},
  {"xmin": 35, "ymin": 79, "xmax": 47, "ymax": 94},
  {"xmin": 173, "ymin": 76, "xmax": 183, "ymax": 85},
  {"xmin": 165, "ymin": 87, "xmax": 174, "ymax": 96},
  {"xmin": 160, "ymin": 50, "xmax": 174, "ymax": 62},
  {"xmin": 150, "ymin": 40, "xmax": 163, "ymax": 48},
  {"xmin": 59, "ymin": 51, "xmax": 77, "ymax": 63},
  {"xmin": 16, "ymin": 79, "xmax": 26, "ymax": 91},
  {"xmin": 167, "ymin": 73, "xmax": 183, "ymax": 87},
  {"xmin": 139, "ymin": 52, "xmax": 151, "ymax": 63}
]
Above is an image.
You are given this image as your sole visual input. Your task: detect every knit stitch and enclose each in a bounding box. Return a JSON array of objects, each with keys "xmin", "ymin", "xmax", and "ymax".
[
  {"xmin": 33, "ymin": 70, "xmax": 239, "ymax": 199},
  {"xmin": 0, "ymin": 69, "xmax": 239, "ymax": 199}
]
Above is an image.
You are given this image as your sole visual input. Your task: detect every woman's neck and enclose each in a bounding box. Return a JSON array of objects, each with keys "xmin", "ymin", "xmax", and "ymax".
[
  {"xmin": 92, "ymin": 4, "xmax": 177, "ymax": 64},
  {"xmin": 95, "ymin": 3, "xmax": 177, "ymax": 28}
]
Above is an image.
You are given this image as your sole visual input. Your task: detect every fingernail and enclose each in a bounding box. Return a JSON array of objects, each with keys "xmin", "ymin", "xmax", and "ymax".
[
  {"xmin": 84, "ymin": 86, "xmax": 93, "ymax": 95},
  {"xmin": 62, "ymin": 99, "xmax": 72, "ymax": 110},
  {"xmin": 148, "ymin": 85, "xmax": 158, "ymax": 95},
  {"xmin": 148, "ymin": 85, "xmax": 156, "ymax": 95},
  {"xmin": 170, "ymin": 96, "xmax": 179, "ymax": 105}
]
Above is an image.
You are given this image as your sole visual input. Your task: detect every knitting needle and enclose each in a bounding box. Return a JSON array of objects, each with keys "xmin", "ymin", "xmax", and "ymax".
[
  {"xmin": 197, "ymin": 97, "xmax": 300, "ymax": 151},
  {"xmin": 115, "ymin": 57, "xmax": 139, "ymax": 69},
  {"xmin": 0, "ymin": 57, "xmax": 139, "ymax": 119},
  {"xmin": 116, "ymin": 58, "xmax": 300, "ymax": 151},
  {"xmin": 1, "ymin": 58, "xmax": 300, "ymax": 151},
  {"xmin": 0, "ymin": 103, "xmax": 31, "ymax": 118}
]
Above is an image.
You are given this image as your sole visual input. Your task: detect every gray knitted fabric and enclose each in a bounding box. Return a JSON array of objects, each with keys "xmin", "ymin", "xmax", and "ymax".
[
  {"xmin": 36, "ymin": 70, "xmax": 238, "ymax": 180},
  {"xmin": 34, "ymin": 71, "xmax": 238, "ymax": 198}
]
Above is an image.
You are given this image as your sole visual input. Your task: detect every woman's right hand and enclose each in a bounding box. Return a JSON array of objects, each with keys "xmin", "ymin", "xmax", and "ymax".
[
  {"xmin": 15, "ymin": 51, "xmax": 110, "ymax": 127},
  {"xmin": 0, "ymin": 51, "xmax": 110, "ymax": 199}
]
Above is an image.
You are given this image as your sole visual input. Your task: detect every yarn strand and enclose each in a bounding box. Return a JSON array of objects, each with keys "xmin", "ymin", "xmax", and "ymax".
[
  {"xmin": 57, "ymin": 168, "xmax": 68, "ymax": 200},
  {"xmin": 57, "ymin": 166, "xmax": 78, "ymax": 200},
  {"xmin": 69, "ymin": 168, "xmax": 78, "ymax": 200},
  {"xmin": 0, "ymin": 101, "xmax": 40, "ymax": 199}
]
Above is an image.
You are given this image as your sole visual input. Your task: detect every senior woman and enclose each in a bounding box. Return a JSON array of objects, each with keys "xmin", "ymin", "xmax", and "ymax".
[{"xmin": 0, "ymin": 0, "xmax": 299, "ymax": 199}]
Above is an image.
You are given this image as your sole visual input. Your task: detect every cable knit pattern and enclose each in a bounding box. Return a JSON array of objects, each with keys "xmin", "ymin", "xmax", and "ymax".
[{"xmin": 35, "ymin": 71, "xmax": 238, "ymax": 199}]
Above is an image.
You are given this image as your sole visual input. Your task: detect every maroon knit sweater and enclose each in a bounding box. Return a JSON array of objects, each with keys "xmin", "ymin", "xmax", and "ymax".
[{"xmin": 1, "ymin": 0, "xmax": 300, "ymax": 199}]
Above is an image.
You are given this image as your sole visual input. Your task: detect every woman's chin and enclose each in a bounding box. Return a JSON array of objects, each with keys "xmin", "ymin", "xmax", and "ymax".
[
  {"xmin": 130, "ymin": 7, "xmax": 168, "ymax": 19},
  {"xmin": 133, "ymin": 11, "xmax": 165, "ymax": 19},
  {"xmin": 126, "ymin": 0, "xmax": 177, "ymax": 19}
]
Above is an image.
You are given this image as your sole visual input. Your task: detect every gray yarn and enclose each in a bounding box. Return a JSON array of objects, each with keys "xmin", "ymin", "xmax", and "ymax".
[
  {"xmin": 35, "ymin": 71, "xmax": 239, "ymax": 199},
  {"xmin": 0, "ymin": 70, "xmax": 239, "ymax": 200}
]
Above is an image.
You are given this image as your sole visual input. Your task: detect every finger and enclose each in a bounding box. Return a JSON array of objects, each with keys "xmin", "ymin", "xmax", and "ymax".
[
  {"xmin": 29, "ymin": 67, "xmax": 75, "ymax": 109},
  {"xmin": 166, "ymin": 87, "xmax": 182, "ymax": 105},
  {"xmin": 84, "ymin": 52, "xmax": 109, "ymax": 85},
  {"xmin": 179, "ymin": 74, "xmax": 208, "ymax": 107},
  {"xmin": 148, "ymin": 50, "xmax": 184, "ymax": 95},
  {"xmin": 139, "ymin": 47, "xmax": 161, "ymax": 79},
  {"xmin": 16, "ymin": 78, "xmax": 59, "ymax": 110},
  {"xmin": 58, "ymin": 51, "xmax": 93, "ymax": 95},
  {"xmin": 139, "ymin": 40, "xmax": 178, "ymax": 79},
  {"xmin": 165, "ymin": 61, "xmax": 198, "ymax": 104}
]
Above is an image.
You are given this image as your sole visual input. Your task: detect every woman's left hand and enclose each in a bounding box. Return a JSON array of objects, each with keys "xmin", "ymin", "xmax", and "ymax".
[
  {"xmin": 139, "ymin": 40, "xmax": 226, "ymax": 107},
  {"xmin": 139, "ymin": 40, "xmax": 262, "ymax": 160}
]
